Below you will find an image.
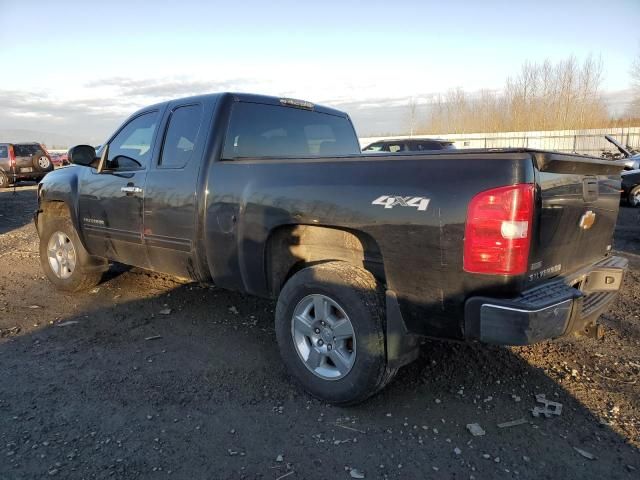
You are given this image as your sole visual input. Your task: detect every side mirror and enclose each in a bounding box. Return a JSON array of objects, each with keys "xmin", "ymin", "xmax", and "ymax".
[{"xmin": 68, "ymin": 145, "xmax": 97, "ymax": 166}]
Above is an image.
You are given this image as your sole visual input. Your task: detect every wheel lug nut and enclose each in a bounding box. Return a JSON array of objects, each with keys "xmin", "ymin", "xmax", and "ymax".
[
  {"xmin": 327, "ymin": 344, "xmax": 332, "ymax": 350},
  {"xmin": 314, "ymin": 328, "xmax": 320, "ymax": 334},
  {"xmin": 318, "ymin": 339, "xmax": 324, "ymax": 346}
]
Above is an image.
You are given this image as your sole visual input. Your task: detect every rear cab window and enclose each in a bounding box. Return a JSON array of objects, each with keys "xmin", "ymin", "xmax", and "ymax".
[
  {"xmin": 0, "ymin": 146, "xmax": 7, "ymax": 158},
  {"xmin": 223, "ymin": 102, "xmax": 360, "ymax": 159}
]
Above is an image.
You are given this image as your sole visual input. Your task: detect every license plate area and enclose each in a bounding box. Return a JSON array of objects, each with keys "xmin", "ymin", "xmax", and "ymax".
[{"xmin": 19, "ymin": 167, "xmax": 33, "ymax": 173}]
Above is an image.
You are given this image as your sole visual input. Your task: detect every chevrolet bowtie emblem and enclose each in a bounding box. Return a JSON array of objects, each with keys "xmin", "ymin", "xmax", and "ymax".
[{"xmin": 579, "ymin": 210, "xmax": 596, "ymax": 230}]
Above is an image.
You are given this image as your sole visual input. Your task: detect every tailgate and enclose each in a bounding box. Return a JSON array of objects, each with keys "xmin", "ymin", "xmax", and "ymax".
[{"xmin": 529, "ymin": 153, "xmax": 625, "ymax": 283}]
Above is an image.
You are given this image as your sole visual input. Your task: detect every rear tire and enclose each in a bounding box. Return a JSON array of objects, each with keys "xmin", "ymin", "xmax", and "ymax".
[
  {"xmin": 275, "ymin": 261, "xmax": 397, "ymax": 405},
  {"xmin": 39, "ymin": 216, "xmax": 102, "ymax": 292},
  {"xmin": 629, "ymin": 186, "xmax": 640, "ymax": 207}
]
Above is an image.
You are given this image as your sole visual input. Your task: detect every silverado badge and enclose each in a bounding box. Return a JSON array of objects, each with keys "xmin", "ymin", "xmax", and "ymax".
[{"xmin": 579, "ymin": 210, "xmax": 596, "ymax": 230}]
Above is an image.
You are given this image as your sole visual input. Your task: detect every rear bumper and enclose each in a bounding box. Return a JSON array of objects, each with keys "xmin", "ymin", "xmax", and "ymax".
[{"xmin": 464, "ymin": 256, "xmax": 628, "ymax": 345}]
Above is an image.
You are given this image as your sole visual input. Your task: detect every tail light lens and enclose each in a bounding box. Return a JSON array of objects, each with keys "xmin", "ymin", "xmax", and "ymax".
[
  {"xmin": 8, "ymin": 145, "xmax": 16, "ymax": 168},
  {"xmin": 464, "ymin": 184, "xmax": 535, "ymax": 275}
]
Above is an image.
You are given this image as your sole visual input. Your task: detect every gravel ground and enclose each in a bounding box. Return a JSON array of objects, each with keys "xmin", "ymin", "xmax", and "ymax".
[{"xmin": 0, "ymin": 184, "xmax": 639, "ymax": 480}]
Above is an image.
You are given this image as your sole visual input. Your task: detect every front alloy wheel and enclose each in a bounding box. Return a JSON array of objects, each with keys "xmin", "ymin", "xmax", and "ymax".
[{"xmin": 47, "ymin": 231, "xmax": 77, "ymax": 279}]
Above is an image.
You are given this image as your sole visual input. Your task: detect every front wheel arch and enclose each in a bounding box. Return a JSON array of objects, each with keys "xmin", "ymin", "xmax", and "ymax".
[{"xmin": 37, "ymin": 201, "xmax": 108, "ymax": 273}]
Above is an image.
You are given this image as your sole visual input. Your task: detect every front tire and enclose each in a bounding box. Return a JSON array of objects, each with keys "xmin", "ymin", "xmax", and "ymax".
[
  {"xmin": 275, "ymin": 262, "xmax": 397, "ymax": 405},
  {"xmin": 39, "ymin": 216, "xmax": 102, "ymax": 292},
  {"xmin": 628, "ymin": 186, "xmax": 640, "ymax": 207},
  {"xmin": 0, "ymin": 171, "xmax": 9, "ymax": 188}
]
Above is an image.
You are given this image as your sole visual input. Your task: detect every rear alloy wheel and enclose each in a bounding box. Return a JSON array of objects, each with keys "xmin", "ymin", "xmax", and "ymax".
[
  {"xmin": 0, "ymin": 171, "xmax": 9, "ymax": 188},
  {"xmin": 276, "ymin": 261, "xmax": 397, "ymax": 405},
  {"xmin": 291, "ymin": 294, "xmax": 357, "ymax": 380},
  {"xmin": 629, "ymin": 186, "xmax": 640, "ymax": 207}
]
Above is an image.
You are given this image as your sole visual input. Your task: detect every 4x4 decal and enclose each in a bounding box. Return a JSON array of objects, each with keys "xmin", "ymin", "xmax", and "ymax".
[{"xmin": 371, "ymin": 195, "xmax": 430, "ymax": 212}]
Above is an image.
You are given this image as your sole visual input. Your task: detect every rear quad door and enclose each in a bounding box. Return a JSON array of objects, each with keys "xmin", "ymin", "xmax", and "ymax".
[
  {"xmin": 142, "ymin": 101, "xmax": 211, "ymax": 278},
  {"xmin": 78, "ymin": 110, "xmax": 161, "ymax": 268}
]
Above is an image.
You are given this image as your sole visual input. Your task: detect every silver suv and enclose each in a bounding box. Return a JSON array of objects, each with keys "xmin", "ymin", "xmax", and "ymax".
[{"xmin": 0, "ymin": 143, "xmax": 54, "ymax": 188}]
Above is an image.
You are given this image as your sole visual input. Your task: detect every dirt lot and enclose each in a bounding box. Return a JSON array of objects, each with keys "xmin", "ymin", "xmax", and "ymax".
[{"xmin": 1, "ymin": 184, "xmax": 639, "ymax": 479}]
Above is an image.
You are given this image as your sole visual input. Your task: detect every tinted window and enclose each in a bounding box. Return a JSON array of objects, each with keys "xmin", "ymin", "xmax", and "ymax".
[
  {"xmin": 386, "ymin": 143, "xmax": 405, "ymax": 153},
  {"xmin": 0, "ymin": 146, "xmax": 7, "ymax": 158},
  {"xmin": 159, "ymin": 105, "xmax": 203, "ymax": 168},
  {"xmin": 415, "ymin": 141, "xmax": 443, "ymax": 151},
  {"xmin": 106, "ymin": 112, "xmax": 158, "ymax": 171},
  {"xmin": 223, "ymin": 103, "xmax": 360, "ymax": 158},
  {"xmin": 363, "ymin": 143, "xmax": 384, "ymax": 152},
  {"xmin": 14, "ymin": 144, "xmax": 41, "ymax": 156}
]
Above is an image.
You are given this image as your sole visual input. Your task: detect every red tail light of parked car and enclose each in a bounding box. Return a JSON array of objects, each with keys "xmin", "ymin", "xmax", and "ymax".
[{"xmin": 8, "ymin": 145, "xmax": 16, "ymax": 169}]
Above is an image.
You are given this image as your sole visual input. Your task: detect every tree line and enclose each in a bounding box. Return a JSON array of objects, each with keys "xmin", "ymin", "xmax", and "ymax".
[{"xmin": 410, "ymin": 55, "xmax": 638, "ymax": 135}]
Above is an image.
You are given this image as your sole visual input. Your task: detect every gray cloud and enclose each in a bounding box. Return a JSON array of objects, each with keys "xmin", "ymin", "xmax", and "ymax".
[{"xmin": 0, "ymin": 88, "xmax": 135, "ymax": 146}]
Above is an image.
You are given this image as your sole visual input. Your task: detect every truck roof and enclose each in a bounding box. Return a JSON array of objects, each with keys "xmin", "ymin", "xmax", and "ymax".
[{"xmin": 134, "ymin": 92, "xmax": 349, "ymax": 118}]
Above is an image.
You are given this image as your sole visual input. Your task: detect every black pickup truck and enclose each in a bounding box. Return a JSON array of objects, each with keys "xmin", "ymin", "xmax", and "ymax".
[{"xmin": 35, "ymin": 93, "xmax": 628, "ymax": 404}]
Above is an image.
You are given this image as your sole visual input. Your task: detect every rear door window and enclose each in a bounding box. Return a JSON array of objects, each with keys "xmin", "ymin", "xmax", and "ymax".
[
  {"xmin": 223, "ymin": 102, "xmax": 360, "ymax": 159},
  {"xmin": 159, "ymin": 104, "xmax": 203, "ymax": 168},
  {"xmin": 0, "ymin": 146, "xmax": 7, "ymax": 158}
]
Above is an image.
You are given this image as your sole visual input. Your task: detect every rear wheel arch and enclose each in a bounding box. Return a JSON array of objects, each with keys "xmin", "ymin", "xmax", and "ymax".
[
  {"xmin": 274, "ymin": 260, "xmax": 397, "ymax": 404},
  {"xmin": 265, "ymin": 224, "xmax": 385, "ymax": 296}
]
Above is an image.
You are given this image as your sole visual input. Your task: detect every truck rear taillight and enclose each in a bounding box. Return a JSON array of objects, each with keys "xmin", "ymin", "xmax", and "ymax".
[
  {"xmin": 8, "ymin": 145, "xmax": 16, "ymax": 168},
  {"xmin": 463, "ymin": 184, "xmax": 534, "ymax": 275}
]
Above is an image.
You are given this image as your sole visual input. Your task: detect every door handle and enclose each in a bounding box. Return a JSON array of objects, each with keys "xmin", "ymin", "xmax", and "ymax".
[{"xmin": 121, "ymin": 186, "xmax": 143, "ymax": 194}]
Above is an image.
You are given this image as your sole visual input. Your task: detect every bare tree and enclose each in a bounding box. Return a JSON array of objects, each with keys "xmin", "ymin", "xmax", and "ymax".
[
  {"xmin": 423, "ymin": 56, "xmax": 609, "ymax": 134},
  {"xmin": 629, "ymin": 49, "xmax": 640, "ymax": 118}
]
